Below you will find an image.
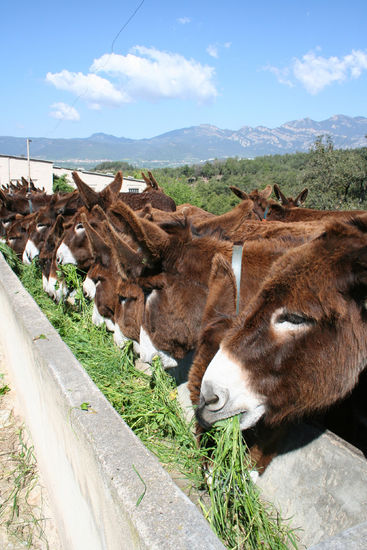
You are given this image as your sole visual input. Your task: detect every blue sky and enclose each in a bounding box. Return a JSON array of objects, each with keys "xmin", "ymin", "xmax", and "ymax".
[{"xmin": 1, "ymin": 0, "xmax": 367, "ymax": 140}]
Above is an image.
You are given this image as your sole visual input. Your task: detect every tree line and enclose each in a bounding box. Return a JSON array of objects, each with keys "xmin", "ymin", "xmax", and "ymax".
[{"xmin": 86, "ymin": 136, "xmax": 367, "ymax": 215}]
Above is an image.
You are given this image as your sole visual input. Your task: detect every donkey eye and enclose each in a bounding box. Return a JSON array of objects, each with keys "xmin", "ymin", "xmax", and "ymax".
[
  {"xmin": 277, "ymin": 312, "xmax": 311, "ymax": 325},
  {"xmin": 271, "ymin": 308, "xmax": 314, "ymax": 335}
]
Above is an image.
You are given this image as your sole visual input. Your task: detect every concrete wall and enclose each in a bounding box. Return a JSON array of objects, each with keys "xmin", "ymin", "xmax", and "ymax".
[
  {"xmin": 0, "ymin": 254, "xmax": 224, "ymax": 550},
  {"xmin": 1, "ymin": 251, "xmax": 367, "ymax": 549},
  {"xmin": 257, "ymin": 423, "xmax": 367, "ymax": 548},
  {"xmin": 0, "ymin": 155, "xmax": 53, "ymax": 193}
]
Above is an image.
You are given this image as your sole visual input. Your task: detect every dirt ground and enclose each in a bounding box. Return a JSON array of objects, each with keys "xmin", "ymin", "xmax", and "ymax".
[{"xmin": 0, "ymin": 349, "xmax": 61, "ymax": 550}]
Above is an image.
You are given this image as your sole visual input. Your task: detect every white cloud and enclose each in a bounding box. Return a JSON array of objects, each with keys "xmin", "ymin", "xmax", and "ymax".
[
  {"xmin": 46, "ymin": 48, "xmax": 217, "ymax": 109},
  {"xmin": 206, "ymin": 42, "xmax": 231, "ymax": 59},
  {"xmin": 46, "ymin": 69, "xmax": 131, "ymax": 108},
  {"xmin": 91, "ymin": 47, "xmax": 217, "ymax": 103},
  {"xmin": 293, "ymin": 50, "xmax": 367, "ymax": 94},
  {"xmin": 50, "ymin": 102, "xmax": 80, "ymax": 121},
  {"xmin": 177, "ymin": 17, "xmax": 191, "ymax": 24},
  {"xmin": 207, "ymin": 45, "xmax": 218, "ymax": 59},
  {"xmin": 264, "ymin": 66, "xmax": 294, "ymax": 88},
  {"xmin": 266, "ymin": 49, "xmax": 367, "ymax": 94}
]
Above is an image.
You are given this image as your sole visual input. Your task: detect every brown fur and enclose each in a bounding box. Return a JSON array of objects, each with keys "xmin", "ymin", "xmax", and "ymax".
[
  {"xmin": 6, "ymin": 213, "xmax": 37, "ymax": 256},
  {"xmin": 194, "ymin": 215, "xmax": 367, "ymax": 471}
]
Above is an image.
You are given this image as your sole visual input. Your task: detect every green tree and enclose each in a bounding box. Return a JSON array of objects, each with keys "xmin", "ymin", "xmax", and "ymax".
[{"xmin": 53, "ymin": 174, "xmax": 74, "ymax": 193}]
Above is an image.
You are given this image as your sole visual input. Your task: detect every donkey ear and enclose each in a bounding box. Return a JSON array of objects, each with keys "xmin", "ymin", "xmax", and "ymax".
[
  {"xmin": 196, "ymin": 198, "xmax": 254, "ymax": 234},
  {"xmin": 141, "ymin": 172, "xmax": 151, "ymax": 188},
  {"xmin": 100, "ymin": 171, "xmax": 123, "ymax": 204},
  {"xmin": 229, "ymin": 186, "xmax": 249, "ymax": 200},
  {"xmin": 53, "ymin": 214, "xmax": 65, "ymax": 237},
  {"xmin": 203, "ymin": 253, "xmax": 237, "ymax": 325},
  {"xmin": 90, "ymin": 204, "xmax": 109, "ymax": 224},
  {"xmin": 295, "ymin": 188, "xmax": 308, "ymax": 206},
  {"xmin": 187, "ymin": 253, "xmax": 237, "ymax": 407},
  {"xmin": 273, "ymin": 184, "xmax": 288, "ymax": 205},
  {"xmin": 81, "ymin": 213, "xmax": 111, "ymax": 268},
  {"xmin": 72, "ymin": 172, "xmax": 100, "ymax": 210},
  {"xmin": 139, "ymin": 204, "xmax": 154, "ymax": 220},
  {"xmin": 45, "ymin": 214, "xmax": 64, "ymax": 249},
  {"xmin": 102, "ymin": 220, "xmax": 144, "ymax": 279},
  {"xmin": 147, "ymin": 171, "xmax": 159, "ymax": 190},
  {"xmin": 108, "ymin": 200, "xmax": 170, "ymax": 262},
  {"xmin": 260, "ymin": 185, "xmax": 273, "ymax": 199}
]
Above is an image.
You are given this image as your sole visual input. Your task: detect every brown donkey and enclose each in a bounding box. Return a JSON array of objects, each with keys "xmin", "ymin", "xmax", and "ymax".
[{"xmin": 195, "ymin": 215, "xmax": 367, "ymax": 471}]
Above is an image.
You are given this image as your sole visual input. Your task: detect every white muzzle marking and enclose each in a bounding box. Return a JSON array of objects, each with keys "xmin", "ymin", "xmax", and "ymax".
[
  {"xmin": 139, "ymin": 327, "xmax": 178, "ymax": 368},
  {"xmin": 113, "ymin": 324, "xmax": 130, "ymax": 348},
  {"xmin": 42, "ymin": 274, "xmax": 49, "ymax": 293},
  {"xmin": 56, "ymin": 242, "xmax": 77, "ymax": 265},
  {"xmin": 23, "ymin": 239, "xmax": 39, "ymax": 264},
  {"xmin": 200, "ymin": 347, "xmax": 266, "ymax": 430},
  {"xmin": 92, "ymin": 302, "xmax": 105, "ymax": 327},
  {"xmin": 48, "ymin": 277, "xmax": 68, "ymax": 302},
  {"xmin": 83, "ymin": 277, "xmax": 96, "ymax": 299}
]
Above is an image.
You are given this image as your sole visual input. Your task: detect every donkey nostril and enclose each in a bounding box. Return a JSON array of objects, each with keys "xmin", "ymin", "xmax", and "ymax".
[
  {"xmin": 205, "ymin": 395, "xmax": 219, "ymax": 406},
  {"xmin": 201, "ymin": 384, "xmax": 229, "ymax": 412}
]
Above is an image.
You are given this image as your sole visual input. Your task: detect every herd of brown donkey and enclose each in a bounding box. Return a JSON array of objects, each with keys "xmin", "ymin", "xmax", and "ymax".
[{"xmin": 2, "ymin": 172, "xmax": 367, "ymax": 474}]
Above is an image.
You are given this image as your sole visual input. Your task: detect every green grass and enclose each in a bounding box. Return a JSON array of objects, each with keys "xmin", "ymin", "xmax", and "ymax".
[{"xmin": 2, "ymin": 245, "xmax": 299, "ymax": 549}]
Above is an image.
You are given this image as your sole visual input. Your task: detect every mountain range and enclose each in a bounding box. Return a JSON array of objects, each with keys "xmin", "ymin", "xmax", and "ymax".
[{"xmin": 1, "ymin": 115, "xmax": 366, "ymax": 168}]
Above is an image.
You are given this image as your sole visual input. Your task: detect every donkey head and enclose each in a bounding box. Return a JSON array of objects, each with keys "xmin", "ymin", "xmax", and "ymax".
[{"xmin": 197, "ymin": 215, "xmax": 367, "ymax": 433}]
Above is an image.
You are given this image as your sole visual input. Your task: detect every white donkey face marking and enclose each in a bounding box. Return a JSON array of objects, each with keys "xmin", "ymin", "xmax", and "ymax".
[
  {"xmin": 92, "ymin": 302, "xmax": 105, "ymax": 327},
  {"xmin": 105, "ymin": 318, "xmax": 115, "ymax": 332},
  {"xmin": 199, "ymin": 347, "xmax": 266, "ymax": 430},
  {"xmin": 42, "ymin": 274, "xmax": 49, "ymax": 293},
  {"xmin": 113, "ymin": 324, "xmax": 130, "ymax": 348},
  {"xmin": 145, "ymin": 289, "xmax": 157, "ymax": 308},
  {"xmin": 139, "ymin": 327, "xmax": 178, "ymax": 368},
  {"xmin": 90, "ymin": 302, "xmax": 115, "ymax": 332},
  {"xmin": 47, "ymin": 276, "xmax": 57, "ymax": 298},
  {"xmin": 56, "ymin": 242, "xmax": 77, "ymax": 265},
  {"xmin": 48, "ymin": 277, "xmax": 68, "ymax": 302},
  {"xmin": 83, "ymin": 277, "xmax": 96, "ymax": 299},
  {"xmin": 22, "ymin": 239, "xmax": 39, "ymax": 264}
]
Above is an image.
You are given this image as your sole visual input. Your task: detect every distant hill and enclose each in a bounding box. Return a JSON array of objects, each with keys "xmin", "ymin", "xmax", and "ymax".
[{"xmin": 1, "ymin": 115, "xmax": 366, "ymax": 168}]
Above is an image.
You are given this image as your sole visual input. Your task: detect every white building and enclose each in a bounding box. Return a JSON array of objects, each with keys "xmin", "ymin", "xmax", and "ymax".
[
  {"xmin": 0, "ymin": 155, "xmax": 53, "ymax": 193},
  {"xmin": 53, "ymin": 166, "xmax": 147, "ymax": 193},
  {"xmin": 0, "ymin": 155, "xmax": 146, "ymax": 194}
]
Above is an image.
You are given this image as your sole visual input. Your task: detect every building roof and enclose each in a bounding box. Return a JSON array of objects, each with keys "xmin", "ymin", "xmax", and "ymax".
[{"xmin": 0, "ymin": 154, "xmax": 53, "ymax": 164}]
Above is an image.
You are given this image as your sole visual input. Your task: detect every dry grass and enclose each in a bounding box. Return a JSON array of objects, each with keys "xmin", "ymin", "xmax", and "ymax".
[{"xmin": 0, "ymin": 381, "xmax": 57, "ymax": 549}]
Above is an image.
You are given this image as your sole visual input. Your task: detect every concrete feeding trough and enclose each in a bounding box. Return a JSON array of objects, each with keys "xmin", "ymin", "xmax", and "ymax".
[{"xmin": 0, "ymin": 252, "xmax": 366, "ymax": 549}]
